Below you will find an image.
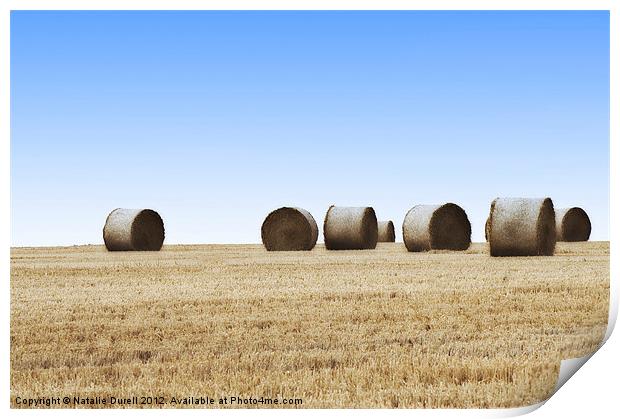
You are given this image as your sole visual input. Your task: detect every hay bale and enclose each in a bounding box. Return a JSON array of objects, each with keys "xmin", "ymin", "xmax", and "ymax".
[
  {"xmin": 485, "ymin": 216, "xmax": 491, "ymax": 242},
  {"xmin": 377, "ymin": 221, "xmax": 396, "ymax": 242},
  {"xmin": 103, "ymin": 208, "xmax": 165, "ymax": 251},
  {"xmin": 402, "ymin": 203, "xmax": 471, "ymax": 252},
  {"xmin": 488, "ymin": 198, "xmax": 556, "ymax": 256},
  {"xmin": 323, "ymin": 206, "xmax": 378, "ymax": 250},
  {"xmin": 556, "ymin": 207, "xmax": 591, "ymax": 242},
  {"xmin": 261, "ymin": 207, "xmax": 318, "ymax": 251}
]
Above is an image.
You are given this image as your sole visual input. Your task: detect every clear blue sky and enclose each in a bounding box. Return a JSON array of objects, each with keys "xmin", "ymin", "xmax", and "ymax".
[{"xmin": 11, "ymin": 11, "xmax": 609, "ymax": 246}]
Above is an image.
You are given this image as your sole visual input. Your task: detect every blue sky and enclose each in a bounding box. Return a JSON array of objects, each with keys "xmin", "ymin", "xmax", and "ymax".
[{"xmin": 11, "ymin": 11, "xmax": 609, "ymax": 246}]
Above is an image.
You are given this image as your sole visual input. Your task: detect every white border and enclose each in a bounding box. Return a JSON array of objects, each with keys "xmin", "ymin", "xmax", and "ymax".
[
  {"xmin": 2, "ymin": 1, "xmax": 616, "ymax": 417},
  {"xmin": 0, "ymin": 0, "xmax": 616, "ymax": 10}
]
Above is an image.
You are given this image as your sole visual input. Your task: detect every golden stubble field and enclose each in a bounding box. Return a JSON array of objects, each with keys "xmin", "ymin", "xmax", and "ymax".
[{"xmin": 10, "ymin": 242, "xmax": 609, "ymax": 408}]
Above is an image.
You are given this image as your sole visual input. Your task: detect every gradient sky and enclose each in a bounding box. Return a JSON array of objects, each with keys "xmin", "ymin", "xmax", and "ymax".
[{"xmin": 11, "ymin": 11, "xmax": 609, "ymax": 246}]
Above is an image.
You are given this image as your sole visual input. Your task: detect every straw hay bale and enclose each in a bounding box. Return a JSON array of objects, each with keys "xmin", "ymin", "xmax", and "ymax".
[
  {"xmin": 323, "ymin": 206, "xmax": 378, "ymax": 250},
  {"xmin": 556, "ymin": 207, "xmax": 591, "ymax": 242},
  {"xmin": 488, "ymin": 198, "xmax": 556, "ymax": 256},
  {"xmin": 377, "ymin": 221, "xmax": 396, "ymax": 242},
  {"xmin": 261, "ymin": 207, "xmax": 318, "ymax": 251},
  {"xmin": 485, "ymin": 216, "xmax": 491, "ymax": 241},
  {"xmin": 402, "ymin": 203, "xmax": 471, "ymax": 252},
  {"xmin": 103, "ymin": 208, "xmax": 165, "ymax": 251}
]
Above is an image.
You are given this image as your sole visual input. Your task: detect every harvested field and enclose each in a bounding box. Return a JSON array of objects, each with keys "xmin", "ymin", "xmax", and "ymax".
[{"xmin": 10, "ymin": 242, "xmax": 609, "ymax": 408}]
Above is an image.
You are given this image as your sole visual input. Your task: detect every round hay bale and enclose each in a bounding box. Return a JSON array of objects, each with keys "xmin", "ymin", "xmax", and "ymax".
[
  {"xmin": 485, "ymin": 216, "xmax": 491, "ymax": 242},
  {"xmin": 402, "ymin": 203, "xmax": 471, "ymax": 252},
  {"xmin": 488, "ymin": 198, "xmax": 556, "ymax": 257},
  {"xmin": 103, "ymin": 208, "xmax": 165, "ymax": 251},
  {"xmin": 261, "ymin": 207, "xmax": 318, "ymax": 251},
  {"xmin": 323, "ymin": 206, "xmax": 378, "ymax": 250},
  {"xmin": 377, "ymin": 221, "xmax": 396, "ymax": 242},
  {"xmin": 556, "ymin": 207, "xmax": 591, "ymax": 242}
]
